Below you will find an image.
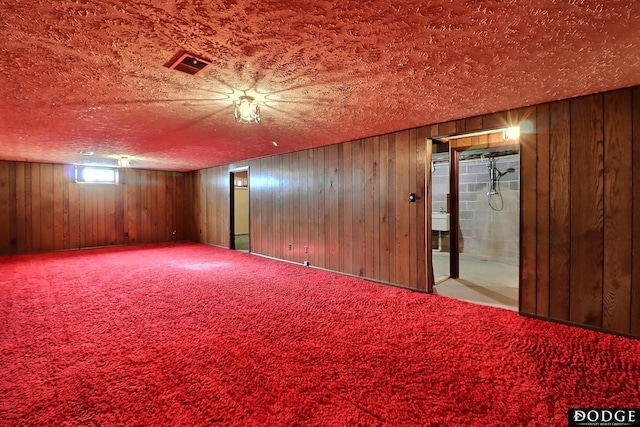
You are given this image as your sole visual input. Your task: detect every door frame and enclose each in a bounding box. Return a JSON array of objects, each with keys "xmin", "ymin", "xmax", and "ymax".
[
  {"xmin": 229, "ymin": 166, "xmax": 250, "ymax": 251},
  {"xmin": 427, "ymin": 129, "xmax": 521, "ymax": 288}
]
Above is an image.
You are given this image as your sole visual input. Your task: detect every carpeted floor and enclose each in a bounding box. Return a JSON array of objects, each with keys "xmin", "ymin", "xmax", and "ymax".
[{"xmin": 1, "ymin": 242, "xmax": 638, "ymax": 426}]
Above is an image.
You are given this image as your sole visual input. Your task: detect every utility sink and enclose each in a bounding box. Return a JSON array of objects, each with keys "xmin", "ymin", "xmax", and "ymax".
[{"xmin": 432, "ymin": 212, "xmax": 450, "ymax": 231}]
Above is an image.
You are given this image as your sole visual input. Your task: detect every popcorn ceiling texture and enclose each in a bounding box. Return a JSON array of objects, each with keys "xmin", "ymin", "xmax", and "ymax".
[{"xmin": 1, "ymin": 0, "xmax": 639, "ymax": 171}]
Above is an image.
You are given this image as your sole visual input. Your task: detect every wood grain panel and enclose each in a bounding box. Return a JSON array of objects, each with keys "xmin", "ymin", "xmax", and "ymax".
[
  {"xmin": 272, "ymin": 157, "xmax": 281, "ymax": 258},
  {"xmin": 305, "ymin": 151, "xmax": 315, "ymax": 263},
  {"xmin": 549, "ymin": 100, "xmax": 572, "ymax": 321},
  {"xmin": 365, "ymin": 138, "xmax": 376, "ymax": 279},
  {"xmin": 387, "ymin": 134, "xmax": 397, "ymax": 283},
  {"xmin": 15, "ymin": 163, "xmax": 26, "ymax": 253},
  {"xmin": 377, "ymin": 135, "xmax": 390, "ymax": 282},
  {"xmin": 632, "ymin": 86, "xmax": 640, "ymax": 337},
  {"xmin": 352, "ymin": 140, "xmax": 366, "ymax": 276},
  {"xmin": 283, "ymin": 154, "xmax": 292, "ymax": 259},
  {"xmin": 9, "ymin": 162, "xmax": 18, "ymax": 254},
  {"xmin": 292, "ymin": 152, "xmax": 302, "ymax": 262},
  {"xmin": 67, "ymin": 166, "xmax": 80, "ymax": 249},
  {"xmin": 30, "ymin": 163, "xmax": 41, "ymax": 252},
  {"xmin": 157, "ymin": 171, "xmax": 167, "ymax": 243},
  {"xmin": 326, "ymin": 145, "xmax": 340, "ymax": 271},
  {"xmin": 313, "ymin": 149, "xmax": 324, "ymax": 266},
  {"xmin": 52, "ymin": 164, "xmax": 65, "ymax": 251},
  {"xmin": 603, "ymin": 89, "xmax": 633, "ymax": 334},
  {"xmin": 536, "ymin": 104, "xmax": 551, "ymax": 316},
  {"xmin": 483, "ymin": 112, "xmax": 507, "ymax": 130},
  {"xmin": 114, "ymin": 175, "xmax": 125, "ymax": 245},
  {"xmin": 465, "ymin": 116, "xmax": 484, "ymax": 132},
  {"xmin": 395, "ymin": 130, "xmax": 411, "ymax": 287},
  {"xmin": 341, "ymin": 144, "xmax": 353, "ymax": 275},
  {"xmin": 40, "ymin": 163, "xmax": 56, "ymax": 252},
  {"xmin": 570, "ymin": 94, "xmax": 605, "ymax": 327},
  {"xmin": 0, "ymin": 162, "xmax": 10, "ymax": 255},
  {"xmin": 437, "ymin": 121, "xmax": 457, "ymax": 136}
]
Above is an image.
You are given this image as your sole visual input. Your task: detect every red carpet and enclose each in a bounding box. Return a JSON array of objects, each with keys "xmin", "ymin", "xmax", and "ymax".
[{"xmin": 1, "ymin": 242, "xmax": 638, "ymax": 426}]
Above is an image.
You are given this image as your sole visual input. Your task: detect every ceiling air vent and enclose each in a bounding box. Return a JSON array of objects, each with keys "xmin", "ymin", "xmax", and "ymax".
[{"xmin": 166, "ymin": 52, "xmax": 211, "ymax": 76}]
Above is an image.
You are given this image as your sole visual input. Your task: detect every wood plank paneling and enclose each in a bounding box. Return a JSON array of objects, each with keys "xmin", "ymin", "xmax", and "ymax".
[
  {"xmin": 632, "ymin": 87, "xmax": 640, "ymax": 337},
  {"xmin": 387, "ymin": 134, "xmax": 397, "ymax": 284},
  {"xmin": 30, "ymin": 164, "xmax": 41, "ymax": 252},
  {"xmin": 0, "ymin": 162, "xmax": 185, "ymax": 255},
  {"xmin": 352, "ymin": 141, "xmax": 366, "ymax": 276},
  {"xmin": 549, "ymin": 100, "xmax": 571, "ymax": 321},
  {"xmin": 570, "ymin": 94, "xmax": 605, "ymax": 327},
  {"xmin": 535, "ymin": 104, "xmax": 551, "ymax": 317},
  {"xmin": 9, "ymin": 162, "xmax": 18, "ymax": 254},
  {"xmin": 326, "ymin": 145, "xmax": 340, "ymax": 271},
  {"xmin": 378, "ymin": 135, "xmax": 390, "ymax": 282},
  {"xmin": 67, "ymin": 166, "xmax": 80, "ymax": 249},
  {"xmin": 178, "ymin": 85, "xmax": 640, "ymax": 339},
  {"xmin": 365, "ymin": 138, "xmax": 375, "ymax": 279},
  {"xmin": 0, "ymin": 162, "xmax": 9, "ymax": 254},
  {"xmin": 38, "ymin": 163, "xmax": 54, "ymax": 252},
  {"xmin": 292, "ymin": 152, "xmax": 302, "ymax": 263},
  {"xmin": 395, "ymin": 130, "xmax": 411, "ymax": 287},
  {"xmin": 52, "ymin": 164, "xmax": 65, "ymax": 251},
  {"xmin": 341, "ymin": 144, "xmax": 353, "ymax": 275},
  {"xmin": 15, "ymin": 163, "xmax": 26, "ymax": 253},
  {"xmin": 603, "ymin": 90, "xmax": 633, "ymax": 334}
]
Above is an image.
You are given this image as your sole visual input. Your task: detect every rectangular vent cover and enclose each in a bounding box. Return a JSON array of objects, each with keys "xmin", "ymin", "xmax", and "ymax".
[{"xmin": 168, "ymin": 53, "xmax": 211, "ymax": 76}]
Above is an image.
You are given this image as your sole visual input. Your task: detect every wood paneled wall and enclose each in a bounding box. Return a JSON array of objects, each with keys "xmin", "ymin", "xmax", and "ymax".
[
  {"xmin": 0, "ymin": 163, "xmax": 187, "ymax": 255},
  {"xmin": 187, "ymin": 85, "xmax": 640, "ymax": 338},
  {"xmin": 189, "ymin": 133, "xmax": 429, "ymax": 290}
]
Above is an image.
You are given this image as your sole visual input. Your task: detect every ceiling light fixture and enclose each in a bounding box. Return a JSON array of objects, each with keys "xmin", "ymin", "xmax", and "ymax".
[
  {"xmin": 118, "ymin": 156, "xmax": 131, "ymax": 168},
  {"xmin": 234, "ymin": 96, "xmax": 260, "ymax": 124},
  {"xmin": 79, "ymin": 150, "xmax": 94, "ymax": 156}
]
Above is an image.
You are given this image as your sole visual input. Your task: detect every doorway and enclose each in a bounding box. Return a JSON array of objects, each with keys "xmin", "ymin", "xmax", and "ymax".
[
  {"xmin": 429, "ymin": 130, "xmax": 520, "ymax": 310},
  {"xmin": 230, "ymin": 169, "xmax": 250, "ymax": 252}
]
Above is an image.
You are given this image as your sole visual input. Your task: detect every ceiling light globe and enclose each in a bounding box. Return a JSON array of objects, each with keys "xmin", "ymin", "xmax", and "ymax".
[{"xmin": 234, "ymin": 96, "xmax": 260, "ymax": 124}]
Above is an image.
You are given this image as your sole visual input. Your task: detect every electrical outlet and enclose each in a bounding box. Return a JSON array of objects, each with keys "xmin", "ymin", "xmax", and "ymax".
[
  {"xmin": 288, "ymin": 243, "xmax": 292, "ymax": 250},
  {"xmin": 304, "ymin": 246, "xmax": 309, "ymax": 253},
  {"xmin": 124, "ymin": 231, "xmax": 129, "ymax": 237}
]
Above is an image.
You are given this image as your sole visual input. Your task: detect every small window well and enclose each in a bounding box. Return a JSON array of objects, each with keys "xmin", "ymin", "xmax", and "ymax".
[{"xmin": 75, "ymin": 166, "xmax": 119, "ymax": 184}]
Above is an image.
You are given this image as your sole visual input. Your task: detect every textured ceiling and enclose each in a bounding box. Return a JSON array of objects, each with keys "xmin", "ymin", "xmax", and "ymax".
[{"xmin": 1, "ymin": 0, "xmax": 639, "ymax": 171}]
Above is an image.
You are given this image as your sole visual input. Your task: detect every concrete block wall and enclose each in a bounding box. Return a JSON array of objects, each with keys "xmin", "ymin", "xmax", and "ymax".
[{"xmin": 432, "ymin": 154, "xmax": 520, "ymax": 264}]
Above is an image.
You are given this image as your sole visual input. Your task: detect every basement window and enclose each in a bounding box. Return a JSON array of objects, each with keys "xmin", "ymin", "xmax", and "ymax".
[{"xmin": 75, "ymin": 166, "xmax": 120, "ymax": 184}]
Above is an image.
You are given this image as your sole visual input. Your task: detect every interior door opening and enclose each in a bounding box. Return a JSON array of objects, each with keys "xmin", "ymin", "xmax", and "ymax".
[
  {"xmin": 429, "ymin": 131, "xmax": 520, "ymax": 311},
  {"xmin": 230, "ymin": 169, "xmax": 250, "ymax": 252}
]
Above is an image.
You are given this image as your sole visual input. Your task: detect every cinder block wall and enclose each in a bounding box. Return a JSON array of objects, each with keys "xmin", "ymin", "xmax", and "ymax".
[{"xmin": 432, "ymin": 153, "xmax": 520, "ymax": 263}]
